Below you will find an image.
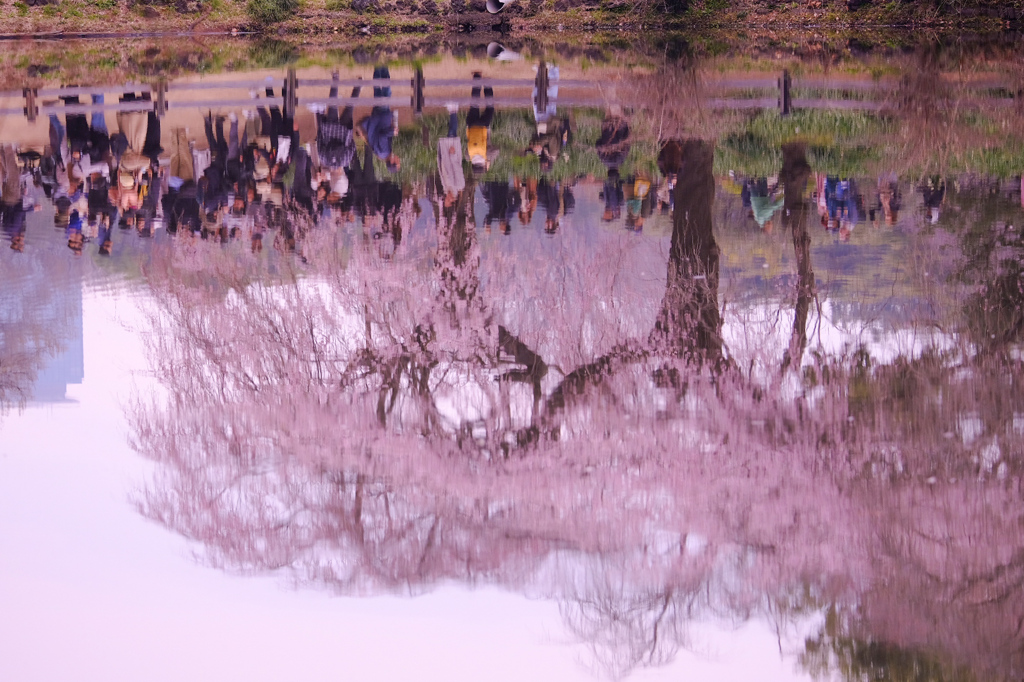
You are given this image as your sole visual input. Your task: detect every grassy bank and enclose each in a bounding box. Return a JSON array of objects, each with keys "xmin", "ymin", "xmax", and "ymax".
[{"xmin": 0, "ymin": 0, "xmax": 1020, "ymax": 37}]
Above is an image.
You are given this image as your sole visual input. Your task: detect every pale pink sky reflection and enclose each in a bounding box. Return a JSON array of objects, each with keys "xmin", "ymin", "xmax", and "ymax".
[{"xmin": 0, "ymin": 292, "xmax": 813, "ymax": 682}]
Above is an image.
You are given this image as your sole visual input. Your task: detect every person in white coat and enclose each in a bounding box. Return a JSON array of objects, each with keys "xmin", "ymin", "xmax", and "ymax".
[{"xmin": 437, "ymin": 104, "xmax": 466, "ymax": 207}]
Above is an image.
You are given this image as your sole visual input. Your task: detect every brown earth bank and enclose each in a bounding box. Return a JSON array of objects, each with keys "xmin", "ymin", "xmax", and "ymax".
[
  {"xmin": 3, "ymin": 27, "xmax": 1024, "ymax": 88},
  {"xmin": 0, "ymin": 0, "xmax": 1022, "ymax": 37},
  {"xmin": 4, "ymin": 26, "xmax": 1024, "ymax": 91}
]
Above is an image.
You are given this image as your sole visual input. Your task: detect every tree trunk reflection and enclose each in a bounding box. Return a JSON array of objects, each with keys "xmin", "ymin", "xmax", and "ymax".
[
  {"xmin": 780, "ymin": 142, "xmax": 814, "ymax": 374},
  {"xmin": 651, "ymin": 139, "xmax": 722, "ymax": 364}
]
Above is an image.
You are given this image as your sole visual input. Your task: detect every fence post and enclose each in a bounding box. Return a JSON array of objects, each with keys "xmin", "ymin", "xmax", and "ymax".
[
  {"xmin": 412, "ymin": 67, "xmax": 425, "ymax": 118},
  {"xmin": 153, "ymin": 80, "xmax": 168, "ymax": 117},
  {"xmin": 779, "ymin": 69, "xmax": 791, "ymax": 117},
  {"xmin": 285, "ymin": 68, "xmax": 299, "ymax": 120},
  {"xmin": 23, "ymin": 88, "xmax": 38, "ymax": 123},
  {"xmin": 535, "ymin": 60, "xmax": 549, "ymax": 114}
]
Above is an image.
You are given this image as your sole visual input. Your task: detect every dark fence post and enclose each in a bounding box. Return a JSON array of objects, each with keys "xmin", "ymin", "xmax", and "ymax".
[
  {"xmin": 23, "ymin": 87, "xmax": 38, "ymax": 123},
  {"xmin": 779, "ymin": 69, "xmax": 791, "ymax": 116},
  {"xmin": 285, "ymin": 68, "xmax": 299, "ymax": 120},
  {"xmin": 535, "ymin": 60, "xmax": 549, "ymax": 113},
  {"xmin": 154, "ymin": 80, "xmax": 168, "ymax": 117},
  {"xmin": 412, "ymin": 67, "xmax": 425, "ymax": 118}
]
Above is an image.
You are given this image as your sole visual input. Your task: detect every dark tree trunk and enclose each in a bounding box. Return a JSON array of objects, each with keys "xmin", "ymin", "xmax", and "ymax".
[
  {"xmin": 780, "ymin": 143, "xmax": 814, "ymax": 373},
  {"xmin": 650, "ymin": 139, "xmax": 722, "ymax": 364}
]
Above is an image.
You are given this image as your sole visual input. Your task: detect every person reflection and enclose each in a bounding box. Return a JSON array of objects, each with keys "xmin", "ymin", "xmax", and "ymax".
[
  {"xmin": 312, "ymin": 71, "xmax": 359, "ymax": 213},
  {"xmin": 437, "ymin": 103, "xmax": 467, "ymax": 209},
  {"xmin": 657, "ymin": 139, "xmax": 681, "ymax": 214},
  {"xmin": 515, "ymin": 176, "xmax": 537, "ymax": 226},
  {"xmin": 167, "ymin": 180, "xmax": 201, "ymax": 235},
  {"xmin": 350, "ymin": 141, "xmax": 379, "ymax": 230},
  {"xmin": 623, "ymin": 173, "xmax": 652, "ymax": 232},
  {"xmin": 378, "ymin": 176, "xmax": 404, "ymax": 248},
  {"xmin": 1, "ymin": 145, "xmax": 32, "ymax": 252},
  {"xmin": 747, "ymin": 176, "xmax": 783, "ymax": 234},
  {"xmin": 255, "ymin": 83, "xmax": 297, "ymax": 186},
  {"xmin": 536, "ymin": 177, "xmax": 561, "ymax": 233},
  {"xmin": 822, "ymin": 176, "xmax": 863, "ymax": 241},
  {"xmin": 525, "ymin": 113, "xmax": 571, "ymax": 174},
  {"xmin": 483, "ymin": 177, "xmax": 519, "ymax": 234},
  {"xmin": 595, "ymin": 110, "xmax": 631, "ymax": 170},
  {"xmin": 465, "ymin": 72, "xmax": 498, "ymax": 176},
  {"xmin": 356, "ymin": 65, "xmax": 401, "ymax": 174},
  {"xmin": 596, "ymin": 110, "xmax": 631, "ymax": 227},
  {"xmin": 66, "ymin": 208, "xmax": 85, "ymax": 255},
  {"xmin": 921, "ymin": 175, "xmax": 945, "ymax": 224},
  {"xmin": 870, "ymin": 172, "xmax": 901, "ymax": 227},
  {"xmin": 600, "ymin": 169, "xmax": 624, "ymax": 223},
  {"xmin": 97, "ymin": 219, "xmax": 114, "ymax": 256}
]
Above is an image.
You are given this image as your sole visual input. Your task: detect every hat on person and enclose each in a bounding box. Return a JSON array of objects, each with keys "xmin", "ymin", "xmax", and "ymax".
[{"xmin": 119, "ymin": 168, "xmax": 136, "ymax": 189}]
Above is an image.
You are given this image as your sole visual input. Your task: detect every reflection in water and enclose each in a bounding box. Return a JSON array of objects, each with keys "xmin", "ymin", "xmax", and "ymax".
[
  {"xmin": 0, "ymin": 227, "xmax": 81, "ymax": 409},
  {"xmin": 3, "ymin": 49, "xmax": 1024, "ymax": 681},
  {"xmin": 780, "ymin": 142, "xmax": 813, "ymax": 373}
]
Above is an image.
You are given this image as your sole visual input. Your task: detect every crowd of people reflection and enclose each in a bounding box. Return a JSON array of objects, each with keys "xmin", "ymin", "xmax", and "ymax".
[
  {"xmin": 3, "ymin": 65, "xmax": 580, "ymax": 257},
  {"xmin": 0, "ymin": 63, "xmax": 976, "ymax": 261}
]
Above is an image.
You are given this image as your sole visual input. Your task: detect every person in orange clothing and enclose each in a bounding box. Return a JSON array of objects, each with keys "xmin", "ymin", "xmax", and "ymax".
[{"xmin": 465, "ymin": 72, "xmax": 498, "ymax": 176}]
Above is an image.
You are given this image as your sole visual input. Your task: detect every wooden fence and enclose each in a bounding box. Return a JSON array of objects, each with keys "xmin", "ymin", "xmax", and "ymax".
[{"xmin": 0, "ymin": 65, "xmax": 1018, "ymax": 122}]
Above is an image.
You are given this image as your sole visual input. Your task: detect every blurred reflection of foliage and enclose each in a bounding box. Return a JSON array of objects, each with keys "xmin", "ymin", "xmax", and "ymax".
[
  {"xmin": 247, "ymin": 38, "xmax": 300, "ymax": 69},
  {"xmin": 803, "ymin": 606, "xmax": 978, "ymax": 682},
  {"xmin": 940, "ymin": 186, "xmax": 1024, "ymax": 352}
]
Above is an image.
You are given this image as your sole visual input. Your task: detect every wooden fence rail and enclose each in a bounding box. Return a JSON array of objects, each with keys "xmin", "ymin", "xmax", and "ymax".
[{"xmin": 3, "ymin": 65, "xmax": 1020, "ymax": 125}]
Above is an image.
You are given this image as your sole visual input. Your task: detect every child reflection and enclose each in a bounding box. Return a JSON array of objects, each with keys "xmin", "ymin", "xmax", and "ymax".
[
  {"xmin": 598, "ymin": 167, "xmax": 623, "ymax": 225},
  {"xmin": 920, "ymin": 175, "xmax": 945, "ymax": 225},
  {"xmin": 597, "ymin": 111, "xmax": 632, "ymax": 229},
  {"xmin": 482, "ymin": 179, "xmax": 518, "ymax": 235},
  {"xmin": 66, "ymin": 209, "xmax": 84, "ymax": 255},
  {"xmin": 747, "ymin": 176, "xmax": 783, "ymax": 235},
  {"xmin": 515, "ymin": 176, "xmax": 538, "ymax": 227},
  {"xmin": 1, "ymin": 144, "xmax": 35, "ymax": 252},
  {"xmin": 871, "ymin": 172, "xmax": 901, "ymax": 227},
  {"xmin": 816, "ymin": 175, "xmax": 864, "ymax": 241}
]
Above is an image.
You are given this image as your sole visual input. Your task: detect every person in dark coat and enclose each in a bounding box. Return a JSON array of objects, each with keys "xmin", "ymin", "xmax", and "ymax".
[{"xmin": 357, "ymin": 65, "xmax": 401, "ymax": 173}]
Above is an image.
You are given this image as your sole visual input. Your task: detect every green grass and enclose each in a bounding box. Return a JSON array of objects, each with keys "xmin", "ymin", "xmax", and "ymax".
[
  {"xmin": 715, "ymin": 109, "xmax": 890, "ymax": 176},
  {"xmin": 247, "ymin": 0, "xmax": 299, "ymax": 24},
  {"xmin": 386, "ymin": 107, "xmax": 658, "ymax": 185}
]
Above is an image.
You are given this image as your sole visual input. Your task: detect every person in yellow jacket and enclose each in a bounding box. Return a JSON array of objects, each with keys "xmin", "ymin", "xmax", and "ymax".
[{"xmin": 465, "ymin": 72, "xmax": 499, "ymax": 175}]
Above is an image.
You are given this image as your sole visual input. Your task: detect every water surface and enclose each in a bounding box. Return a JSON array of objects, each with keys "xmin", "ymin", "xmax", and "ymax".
[{"xmin": 2, "ymin": 38, "xmax": 1024, "ymax": 682}]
